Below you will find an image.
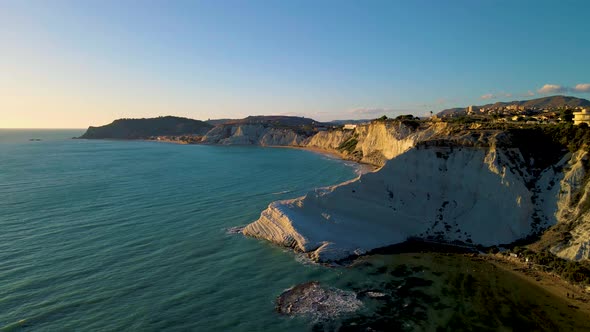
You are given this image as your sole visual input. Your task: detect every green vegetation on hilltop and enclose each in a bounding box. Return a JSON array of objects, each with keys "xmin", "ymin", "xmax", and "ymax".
[
  {"xmin": 505, "ymin": 123, "xmax": 589, "ymax": 172},
  {"xmin": 434, "ymin": 120, "xmax": 590, "ymax": 172},
  {"xmin": 338, "ymin": 136, "xmax": 359, "ymax": 154},
  {"xmin": 373, "ymin": 114, "xmax": 422, "ymax": 130},
  {"xmin": 538, "ymin": 123, "xmax": 590, "ymax": 152},
  {"xmin": 511, "ymin": 247, "xmax": 590, "ymax": 285}
]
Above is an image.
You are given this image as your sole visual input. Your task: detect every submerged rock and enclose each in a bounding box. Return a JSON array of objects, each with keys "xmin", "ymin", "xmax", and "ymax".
[
  {"xmin": 226, "ymin": 226, "xmax": 245, "ymax": 234},
  {"xmin": 276, "ymin": 282, "xmax": 362, "ymax": 320}
]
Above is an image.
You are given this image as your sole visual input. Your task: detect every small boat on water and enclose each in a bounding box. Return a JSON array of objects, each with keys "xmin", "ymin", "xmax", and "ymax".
[{"xmin": 29, "ymin": 138, "xmax": 42, "ymax": 141}]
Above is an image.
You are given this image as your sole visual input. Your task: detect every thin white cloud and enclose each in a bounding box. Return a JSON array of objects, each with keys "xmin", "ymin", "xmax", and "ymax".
[
  {"xmin": 538, "ymin": 84, "xmax": 567, "ymax": 94},
  {"xmin": 349, "ymin": 108, "xmax": 394, "ymax": 116},
  {"xmin": 574, "ymin": 83, "xmax": 590, "ymax": 93},
  {"xmin": 537, "ymin": 83, "xmax": 590, "ymax": 94},
  {"xmin": 279, "ymin": 111, "xmax": 330, "ymax": 116},
  {"xmin": 348, "ymin": 108, "xmax": 421, "ymax": 119},
  {"xmin": 480, "ymin": 93, "xmax": 495, "ymax": 100}
]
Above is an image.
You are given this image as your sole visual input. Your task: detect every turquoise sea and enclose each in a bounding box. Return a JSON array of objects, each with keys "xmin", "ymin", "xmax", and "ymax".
[
  {"xmin": 0, "ymin": 130, "xmax": 363, "ymax": 331},
  {"xmin": 1, "ymin": 130, "xmax": 585, "ymax": 331}
]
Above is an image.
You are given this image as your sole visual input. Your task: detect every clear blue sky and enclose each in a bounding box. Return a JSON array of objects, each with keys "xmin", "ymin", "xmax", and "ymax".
[{"xmin": 2, "ymin": 0, "xmax": 590, "ymax": 127}]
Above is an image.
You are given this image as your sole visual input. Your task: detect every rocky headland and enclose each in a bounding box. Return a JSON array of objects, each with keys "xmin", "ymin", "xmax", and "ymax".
[{"xmin": 79, "ymin": 116, "xmax": 213, "ymax": 139}]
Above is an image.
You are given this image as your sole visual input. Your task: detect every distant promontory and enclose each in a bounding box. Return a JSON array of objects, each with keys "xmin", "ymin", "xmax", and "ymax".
[{"xmin": 79, "ymin": 116, "xmax": 213, "ymax": 139}]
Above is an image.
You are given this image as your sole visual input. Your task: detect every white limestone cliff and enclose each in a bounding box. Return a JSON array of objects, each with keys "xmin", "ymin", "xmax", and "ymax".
[
  {"xmin": 244, "ymin": 126, "xmax": 590, "ymax": 263},
  {"xmin": 201, "ymin": 124, "xmax": 308, "ymax": 146},
  {"xmin": 201, "ymin": 120, "xmax": 448, "ymax": 166},
  {"xmin": 550, "ymin": 151, "xmax": 590, "ymax": 260},
  {"xmin": 305, "ymin": 121, "xmax": 449, "ymax": 166},
  {"xmin": 203, "ymin": 120, "xmax": 589, "ymax": 263},
  {"xmin": 244, "ymin": 137, "xmax": 555, "ymax": 262}
]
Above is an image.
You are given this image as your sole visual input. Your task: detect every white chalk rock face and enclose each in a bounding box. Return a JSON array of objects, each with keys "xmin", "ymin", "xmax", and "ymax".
[
  {"xmin": 244, "ymin": 145, "xmax": 537, "ymax": 262},
  {"xmin": 551, "ymin": 151, "xmax": 590, "ymax": 261},
  {"xmin": 552, "ymin": 216, "xmax": 590, "ymax": 260},
  {"xmin": 555, "ymin": 151, "xmax": 588, "ymax": 223},
  {"xmin": 259, "ymin": 129, "xmax": 306, "ymax": 146},
  {"xmin": 304, "ymin": 121, "xmax": 448, "ymax": 166},
  {"xmin": 201, "ymin": 124, "xmax": 307, "ymax": 146},
  {"xmin": 355, "ymin": 121, "xmax": 417, "ymax": 164},
  {"xmin": 305, "ymin": 130, "xmax": 354, "ymax": 151}
]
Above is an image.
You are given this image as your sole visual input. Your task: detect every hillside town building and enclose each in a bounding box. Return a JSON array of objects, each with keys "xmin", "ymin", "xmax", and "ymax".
[{"xmin": 573, "ymin": 109, "xmax": 590, "ymax": 125}]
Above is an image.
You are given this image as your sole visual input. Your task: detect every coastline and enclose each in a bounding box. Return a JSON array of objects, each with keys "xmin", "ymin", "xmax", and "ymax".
[
  {"xmin": 79, "ymin": 137, "xmax": 379, "ymax": 174},
  {"xmin": 478, "ymin": 253, "xmax": 590, "ymax": 312},
  {"xmin": 138, "ymin": 137, "xmax": 381, "ymax": 174},
  {"xmin": 266, "ymin": 144, "xmax": 379, "ymax": 175},
  {"xmin": 144, "ymin": 138, "xmax": 190, "ymax": 144}
]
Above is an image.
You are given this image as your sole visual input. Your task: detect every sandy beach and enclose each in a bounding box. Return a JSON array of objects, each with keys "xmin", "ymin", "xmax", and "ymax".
[
  {"xmin": 480, "ymin": 253, "xmax": 590, "ymax": 312},
  {"xmin": 268, "ymin": 144, "xmax": 380, "ymax": 174}
]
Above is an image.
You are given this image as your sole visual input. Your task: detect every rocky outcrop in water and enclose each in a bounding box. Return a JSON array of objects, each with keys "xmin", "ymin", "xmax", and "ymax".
[{"xmin": 276, "ymin": 282, "xmax": 362, "ymax": 320}]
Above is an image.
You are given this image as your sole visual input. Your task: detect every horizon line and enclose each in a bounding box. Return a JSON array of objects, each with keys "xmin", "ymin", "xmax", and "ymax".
[{"xmin": 0, "ymin": 128, "xmax": 87, "ymax": 130}]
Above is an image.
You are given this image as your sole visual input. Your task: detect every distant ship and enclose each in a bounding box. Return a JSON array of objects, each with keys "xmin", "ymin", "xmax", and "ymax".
[{"xmin": 29, "ymin": 138, "xmax": 42, "ymax": 141}]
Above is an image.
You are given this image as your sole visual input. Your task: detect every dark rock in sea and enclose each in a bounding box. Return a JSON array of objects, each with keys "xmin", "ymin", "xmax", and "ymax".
[
  {"xmin": 276, "ymin": 281, "xmax": 362, "ymax": 320},
  {"xmin": 226, "ymin": 226, "xmax": 245, "ymax": 234}
]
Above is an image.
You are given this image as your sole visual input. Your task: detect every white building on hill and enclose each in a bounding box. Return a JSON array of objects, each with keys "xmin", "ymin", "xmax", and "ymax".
[{"xmin": 573, "ymin": 109, "xmax": 590, "ymax": 125}]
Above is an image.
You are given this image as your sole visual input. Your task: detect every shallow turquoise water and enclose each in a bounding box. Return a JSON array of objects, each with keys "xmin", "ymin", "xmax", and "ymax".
[{"xmin": 0, "ymin": 130, "xmax": 360, "ymax": 331}]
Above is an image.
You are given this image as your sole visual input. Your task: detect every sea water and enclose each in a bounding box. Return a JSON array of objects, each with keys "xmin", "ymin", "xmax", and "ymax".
[
  {"xmin": 1, "ymin": 130, "xmax": 585, "ymax": 331},
  {"xmin": 0, "ymin": 130, "xmax": 360, "ymax": 331}
]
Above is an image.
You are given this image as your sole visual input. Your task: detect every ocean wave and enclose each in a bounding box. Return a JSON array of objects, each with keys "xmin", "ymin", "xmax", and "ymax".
[{"xmin": 271, "ymin": 190, "xmax": 292, "ymax": 195}]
